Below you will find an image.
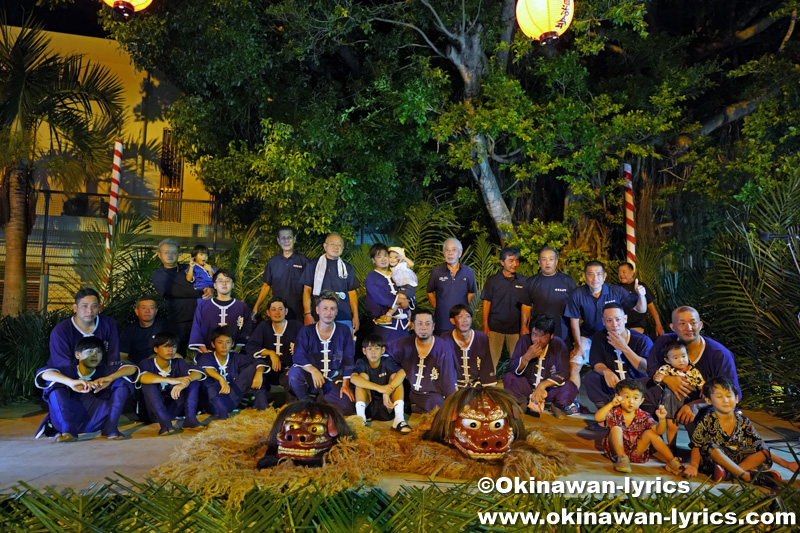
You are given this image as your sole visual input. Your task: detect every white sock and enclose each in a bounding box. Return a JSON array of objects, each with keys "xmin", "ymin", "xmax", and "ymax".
[
  {"xmin": 355, "ymin": 401, "xmax": 367, "ymax": 422},
  {"xmin": 393, "ymin": 400, "xmax": 405, "ymax": 427}
]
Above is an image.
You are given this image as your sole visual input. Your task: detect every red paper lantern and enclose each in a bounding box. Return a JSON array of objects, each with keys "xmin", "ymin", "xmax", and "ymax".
[
  {"xmin": 102, "ymin": 0, "xmax": 154, "ymax": 19},
  {"xmin": 516, "ymin": 0, "xmax": 574, "ymax": 44}
]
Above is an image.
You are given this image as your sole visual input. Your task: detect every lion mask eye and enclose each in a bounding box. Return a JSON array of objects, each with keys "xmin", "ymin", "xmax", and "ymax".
[
  {"xmin": 490, "ymin": 419, "xmax": 505, "ymax": 430},
  {"xmin": 461, "ymin": 418, "xmax": 481, "ymax": 430},
  {"xmin": 308, "ymin": 423, "xmax": 325, "ymax": 435}
]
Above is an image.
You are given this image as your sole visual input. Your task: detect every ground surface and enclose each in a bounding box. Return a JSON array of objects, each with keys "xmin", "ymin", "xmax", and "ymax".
[{"xmin": 1, "ymin": 391, "xmax": 798, "ymax": 496}]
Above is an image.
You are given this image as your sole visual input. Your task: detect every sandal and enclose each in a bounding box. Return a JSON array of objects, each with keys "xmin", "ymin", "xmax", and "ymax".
[{"xmin": 392, "ymin": 421, "xmax": 413, "ymax": 434}]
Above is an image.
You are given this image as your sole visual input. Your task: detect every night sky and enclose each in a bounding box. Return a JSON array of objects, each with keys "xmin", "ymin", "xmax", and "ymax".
[{"xmin": 2, "ymin": 0, "xmax": 106, "ymax": 38}]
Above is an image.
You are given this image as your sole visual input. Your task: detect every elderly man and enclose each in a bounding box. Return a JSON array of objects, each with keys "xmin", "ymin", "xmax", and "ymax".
[
  {"xmin": 152, "ymin": 238, "xmax": 212, "ymax": 353},
  {"xmin": 521, "ymin": 246, "xmax": 577, "ymax": 341},
  {"xmin": 300, "ymin": 233, "xmax": 360, "ymax": 332},
  {"xmin": 252, "ymin": 225, "xmax": 308, "ymax": 320},
  {"xmin": 618, "ymin": 262, "xmax": 665, "ymax": 337},
  {"xmin": 564, "ymin": 261, "xmax": 646, "ymax": 392},
  {"xmin": 426, "ymin": 238, "xmax": 476, "ymax": 335},
  {"xmin": 585, "ymin": 303, "xmax": 652, "ymax": 410},
  {"xmin": 644, "ymin": 306, "xmax": 740, "ymax": 426},
  {"xmin": 119, "ymin": 295, "xmax": 169, "ymax": 364}
]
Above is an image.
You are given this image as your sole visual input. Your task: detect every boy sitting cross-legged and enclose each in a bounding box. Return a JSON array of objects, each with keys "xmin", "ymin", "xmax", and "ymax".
[
  {"xmin": 35, "ymin": 337, "xmax": 138, "ymax": 442},
  {"xmin": 595, "ymin": 378, "xmax": 682, "ymax": 475},
  {"xmin": 137, "ymin": 332, "xmax": 206, "ymax": 435},
  {"xmin": 684, "ymin": 376, "xmax": 798, "ymax": 483},
  {"xmin": 197, "ymin": 326, "xmax": 267, "ymax": 420},
  {"xmin": 349, "ymin": 334, "xmax": 412, "ymax": 433}
]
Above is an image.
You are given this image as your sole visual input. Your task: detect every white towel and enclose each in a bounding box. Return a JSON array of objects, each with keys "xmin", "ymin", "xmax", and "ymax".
[{"xmin": 312, "ymin": 255, "xmax": 348, "ymax": 295}]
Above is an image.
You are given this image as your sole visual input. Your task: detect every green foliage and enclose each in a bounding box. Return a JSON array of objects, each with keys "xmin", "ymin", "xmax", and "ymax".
[
  {"xmin": 71, "ymin": 214, "xmax": 160, "ymax": 324},
  {"xmin": 0, "ymin": 310, "xmax": 68, "ymax": 402},
  {"xmin": 1, "ymin": 475, "xmax": 799, "ymax": 532},
  {"xmin": 211, "ymin": 223, "xmax": 267, "ymax": 306}
]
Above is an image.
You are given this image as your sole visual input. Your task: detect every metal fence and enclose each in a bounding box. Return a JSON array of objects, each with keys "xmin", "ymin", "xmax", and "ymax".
[{"xmin": 0, "ymin": 190, "xmax": 233, "ymax": 311}]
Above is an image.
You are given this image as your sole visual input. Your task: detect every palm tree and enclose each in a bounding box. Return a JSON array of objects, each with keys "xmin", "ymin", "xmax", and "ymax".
[{"xmin": 0, "ymin": 17, "xmax": 124, "ymax": 316}]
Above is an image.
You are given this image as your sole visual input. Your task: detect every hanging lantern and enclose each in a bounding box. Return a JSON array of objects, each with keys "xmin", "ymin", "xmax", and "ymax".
[
  {"xmin": 102, "ymin": 0, "xmax": 154, "ymax": 19},
  {"xmin": 516, "ymin": 0, "xmax": 574, "ymax": 45}
]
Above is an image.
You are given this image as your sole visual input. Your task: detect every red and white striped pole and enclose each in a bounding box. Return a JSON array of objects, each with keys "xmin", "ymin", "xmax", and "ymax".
[
  {"xmin": 105, "ymin": 141, "xmax": 123, "ymax": 254},
  {"xmin": 623, "ymin": 163, "xmax": 635, "ymax": 268}
]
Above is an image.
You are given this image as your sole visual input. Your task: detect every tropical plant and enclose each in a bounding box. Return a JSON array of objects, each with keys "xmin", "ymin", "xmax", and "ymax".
[
  {"xmin": 0, "ymin": 309, "xmax": 68, "ymax": 402},
  {"xmin": 0, "ymin": 17, "xmax": 124, "ymax": 316},
  {"xmin": 211, "ymin": 223, "xmax": 266, "ymax": 305},
  {"xmin": 71, "ymin": 213, "xmax": 160, "ymax": 324},
  {"xmin": 701, "ymin": 173, "xmax": 800, "ymax": 419}
]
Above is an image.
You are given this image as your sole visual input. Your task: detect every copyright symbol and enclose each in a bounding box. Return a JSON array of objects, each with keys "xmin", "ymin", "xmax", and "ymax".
[{"xmin": 477, "ymin": 477, "xmax": 494, "ymax": 493}]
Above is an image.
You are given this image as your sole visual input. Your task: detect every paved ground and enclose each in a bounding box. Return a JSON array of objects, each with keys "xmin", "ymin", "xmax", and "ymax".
[{"xmin": 2, "ymin": 393, "xmax": 798, "ymax": 496}]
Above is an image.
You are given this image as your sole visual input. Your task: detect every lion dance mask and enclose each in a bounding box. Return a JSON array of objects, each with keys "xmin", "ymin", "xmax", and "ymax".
[
  {"xmin": 425, "ymin": 387, "xmax": 525, "ymax": 461},
  {"xmin": 257, "ymin": 401, "xmax": 355, "ymax": 468}
]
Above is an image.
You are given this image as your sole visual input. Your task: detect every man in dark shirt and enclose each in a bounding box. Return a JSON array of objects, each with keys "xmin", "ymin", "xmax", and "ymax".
[
  {"xmin": 521, "ymin": 247, "xmax": 577, "ymax": 341},
  {"xmin": 481, "ymin": 246, "xmax": 527, "ymax": 370},
  {"xmin": 618, "ymin": 262, "xmax": 664, "ymax": 337},
  {"xmin": 426, "ymin": 238, "xmax": 476, "ymax": 336},
  {"xmin": 119, "ymin": 295, "xmax": 169, "ymax": 364},
  {"xmin": 151, "ymin": 239, "xmax": 212, "ymax": 354},
  {"xmin": 252, "ymin": 226, "xmax": 308, "ymax": 320}
]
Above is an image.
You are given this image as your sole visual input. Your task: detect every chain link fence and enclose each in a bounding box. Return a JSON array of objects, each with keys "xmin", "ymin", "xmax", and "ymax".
[{"xmin": 0, "ymin": 190, "xmax": 233, "ymax": 311}]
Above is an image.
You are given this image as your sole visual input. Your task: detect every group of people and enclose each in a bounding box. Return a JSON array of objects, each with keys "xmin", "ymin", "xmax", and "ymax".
[{"xmin": 33, "ymin": 228, "xmax": 798, "ymax": 484}]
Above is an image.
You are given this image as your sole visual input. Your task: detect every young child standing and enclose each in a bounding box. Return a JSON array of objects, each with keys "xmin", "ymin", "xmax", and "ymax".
[
  {"xmin": 137, "ymin": 332, "xmax": 206, "ymax": 435},
  {"xmin": 186, "ymin": 244, "xmax": 216, "ymax": 291},
  {"xmin": 684, "ymin": 376, "xmax": 798, "ymax": 482},
  {"xmin": 197, "ymin": 326, "xmax": 267, "ymax": 419},
  {"xmin": 374, "ymin": 247, "xmax": 418, "ymax": 325},
  {"xmin": 594, "ymin": 378, "xmax": 682, "ymax": 474},
  {"xmin": 652, "ymin": 341, "xmax": 705, "ymax": 446},
  {"xmin": 35, "ymin": 337, "xmax": 138, "ymax": 442},
  {"xmin": 349, "ymin": 334, "xmax": 412, "ymax": 433}
]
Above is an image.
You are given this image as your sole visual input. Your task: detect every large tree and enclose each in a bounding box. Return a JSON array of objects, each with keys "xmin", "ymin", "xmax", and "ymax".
[{"xmin": 0, "ymin": 18, "xmax": 124, "ymax": 316}]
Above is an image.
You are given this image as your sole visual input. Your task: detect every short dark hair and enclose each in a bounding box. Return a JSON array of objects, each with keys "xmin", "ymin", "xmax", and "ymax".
[
  {"xmin": 530, "ymin": 313, "xmax": 556, "ymax": 335},
  {"xmin": 538, "ymin": 246, "xmax": 559, "ymax": 259},
  {"xmin": 662, "ymin": 341, "xmax": 687, "ymax": 361},
  {"xmin": 411, "ymin": 308, "xmax": 434, "ymax": 322},
  {"xmin": 615, "ymin": 378, "xmax": 645, "ymax": 395},
  {"xmin": 153, "ymin": 331, "xmax": 180, "ymax": 348},
  {"xmin": 213, "ymin": 269, "xmax": 235, "ymax": 283},
  {"xmin": 191, "ymin": 244, "xmax": 210, "ymax": 258},
  {"xmin": 315, "ymin": 290, "xmax": 340, "ymax": 308},
  {"xmin": 702, "ymin": 376, "xmax": 738, "ymax": 399},
  {"xmin": 619, "ymin": 262, "xmax": 634, "ymax": 271},
  {"xmin": 267, "ymin": 296, "xmax": 288, "ymax": 310},
  {"xmin": 363, "ymin": 334, "xmax": 385, "ymax": 348},
  {"xmin": 74, "ymin": 287, "xmax": 100, "ymax": 304},
  {"xmin": 449, "ymin": 303, "xmax": 472, "ymax": 320},
  {"xmin": 74, "ymin": 336, "xmax": 105, "ymax": 354},
  {"xmin": 276, "ymin": 225, "xmax": 296, "ymax": 238},
  {"xmin": 584, "ymin": 260, "xmax": 605, "ymax": 273},
  {"xmin": 210, "ymin": 326, "xmax": 234, "ymax": 344},
  {"xmin": 602, "ymin": 302, "xmax": 625, "ymax": 313},
  {"xmin": 499, "ymin": 246, "xmax": 521, "ymax": 262},
  {"xmin": 369, "ymin": 242, "xmax": 389, "ymax": 259},
  {"xmin": 135, "ymin": 294, "xmax": 159, "ymax": 307}
]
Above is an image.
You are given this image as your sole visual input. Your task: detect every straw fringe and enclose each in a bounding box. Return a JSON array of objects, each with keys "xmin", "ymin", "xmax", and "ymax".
[{"xmin": 152, "ymin": 409, "xmax": 574, "ymax": 505}]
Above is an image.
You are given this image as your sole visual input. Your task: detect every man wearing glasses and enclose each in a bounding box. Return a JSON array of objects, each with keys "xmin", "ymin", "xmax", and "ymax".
[{"xmin": 253, "ymin": 226, "xmax": 309, "ymax": 320}]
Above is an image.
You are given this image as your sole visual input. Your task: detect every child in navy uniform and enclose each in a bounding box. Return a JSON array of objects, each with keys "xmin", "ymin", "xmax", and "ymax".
[
  {"xmin": 185, "ymin": 244, "xmax": 216, "ymax": 291},
  {"xmin": 35, "ymin": 337, "xmax": 138, "ymax": 442},
  {"xmin": 197, "ymin": 326, "xmax": 267, "ymax": 419},
  {"xmin": 138, "ymin": 332, "xmax": 206, "ymax": 435},
  {"xmin": 349, "ymin": 334, "xmax": 412, "ymax": 433}
]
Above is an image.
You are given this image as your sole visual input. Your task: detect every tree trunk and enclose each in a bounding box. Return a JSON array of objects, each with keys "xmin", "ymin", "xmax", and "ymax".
[{"xmin": 2, "ymin": 166, "xmax": 30, "ymax": 316}]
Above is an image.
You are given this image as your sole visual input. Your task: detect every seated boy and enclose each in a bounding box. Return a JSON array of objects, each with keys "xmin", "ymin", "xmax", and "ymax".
[
  {"xmin": 138, "ymin": 332, "xmax": 206, "ymax": 435},
  {"xmin": 35, "ymin": 337, "xmax": 138, "ymax": 442},
  {"xmin": 684, "ymin": 376, "xmax": 798, "ymax": 483},
  {"xmin": 349, "ymin": 334, "xmax": 412, "ymax": 433},
  {"xmin": 197, "ymin": 326, "xmax": 267, "ymax": 419},
  {"xmin": 594, "ymin": 378, "xmax": 682, "ymax": 475},
  {"xmin": 652, "ymin": 341, "xmax": 704, "ymax": 446}
]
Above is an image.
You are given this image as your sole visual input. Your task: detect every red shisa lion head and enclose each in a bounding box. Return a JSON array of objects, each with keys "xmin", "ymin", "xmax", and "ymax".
[
  {"xmin": 258, "ymin": 401, "xmax": 355, "ymax": 468},
  {"xmin": 425, "ymin": 387, "xmax": 526, "ymax": 461}
]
